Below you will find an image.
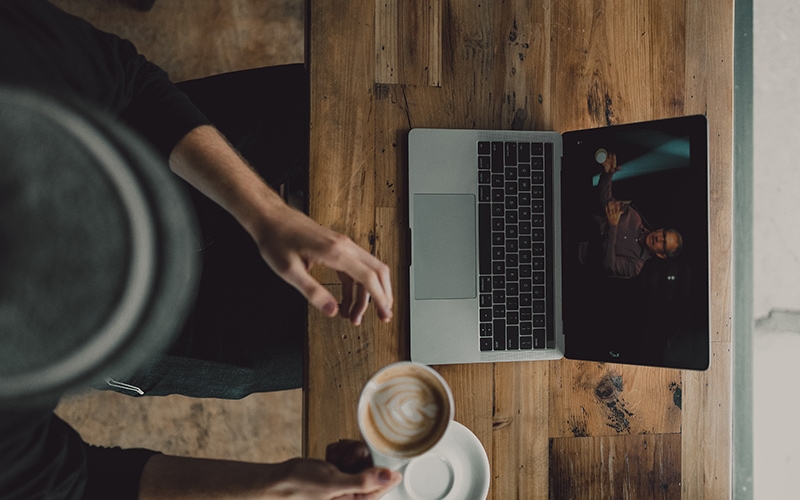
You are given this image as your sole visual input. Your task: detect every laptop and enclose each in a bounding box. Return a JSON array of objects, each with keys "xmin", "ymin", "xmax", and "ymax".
[{"xmin": 408, "ymin": 115, "xmax": 710, "ymax": 370}]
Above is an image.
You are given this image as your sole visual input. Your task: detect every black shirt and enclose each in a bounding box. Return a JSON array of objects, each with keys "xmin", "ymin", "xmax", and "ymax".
[
  {"xmin": 0, "ymin": 1, "xmax": 212, "ymax": 498},
  {"xmin": 0, "ymin": 0, "xmax": 210, "ymax": 158}
]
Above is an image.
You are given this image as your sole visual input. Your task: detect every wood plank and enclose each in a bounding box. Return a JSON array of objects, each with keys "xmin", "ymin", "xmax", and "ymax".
[
  {"xmin": 550, "ymin": 434, "xmax": 682, "ymax": 499},
  {"xmin": 490, "ymin": 361, "xmax": 551, "ymax": 499},
  {"xmin": 682, "ymin": 343, "xmax": 733, "ymax": 499},
  {"xmin": 550, "ymin": 361, "xmax": 682, "ymax": 439},
  {"xmin": 682, "ymin": 0, "xmax": 734, "ymax": 497},
  {"xmin": 375, "ymin": 0, "xmax": 442, "ymax": 86},
  {"xmin": 305, "ymin": 0, "xmax": 378, "ymax": 458},
  {"xmin": 550, "ymin": 0, "xmax": 688, "ymax": 130}
]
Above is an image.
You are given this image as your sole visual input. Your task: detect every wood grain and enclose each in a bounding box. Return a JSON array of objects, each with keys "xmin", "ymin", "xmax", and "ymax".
[
  {"xmin": 550, "ymin": 433, "xmax": 682, "ymax": 499},
  {"xmin": 307, "ymin": 0, "xmax": 734, "ymax": 497},
  {"xmin": 376, "ymin": 0, "xmax": 442, "ymax": 86}
]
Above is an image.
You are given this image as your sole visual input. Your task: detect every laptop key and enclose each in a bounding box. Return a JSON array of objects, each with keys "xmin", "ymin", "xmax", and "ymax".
[
  {"xmin": 478, "ymin": 141, "xmax": 491, "ymax": 155},
  {"xmin": 507, "ymin": 326, "xmax": 519, "ymax": 350},
  {"xmin": 480, "ymin": 337, "xmax": 493, "ymax": 351},
  {"xmin": 491, "ymin": 142, "xmax": 504, "ymax": 172},
  {"xmin": 518, "ymin": 142, "xmax": 530, "ymax": 161},
  {"xmin": 480, "ymin": 322, "xmax": 492, "ymax": 337},
  {"xmin": 533, "ymin": 329, "xmax": 546, "ymax": 349},
  {"xmin": 493, "ymin": 304, "xmax": 506, "ymax": 318},
  {"xmin": 504, "ymin": 142, "xmax": 517, "ymax": 166},
  {"xmin": 520, "ymin": 336, "xmax": 533, "ymax": 350},
  {"xmin": 480, "ymin": 276, "xmax": 492, "ymax": 292},
  {"xmin": 493, "ymin": 319, "xmax": 506, "ymax": 350}
]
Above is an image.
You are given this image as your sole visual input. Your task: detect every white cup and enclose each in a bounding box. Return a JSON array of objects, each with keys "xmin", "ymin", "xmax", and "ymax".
[
  {"xmin": 595, "ymin": 147, "xmax": 608, "ymax": 164},
  {"xmin": 357, "ymin": 361, "xmax": 454, "ymax": 469}
]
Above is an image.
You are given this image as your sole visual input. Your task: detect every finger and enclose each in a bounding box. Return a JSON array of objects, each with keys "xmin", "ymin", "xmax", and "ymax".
[
  {"xmin": 283, "ymin": 261, "xmax": 339, "ymax": 317},
  {"xmin": 348, "ymin": 283, "xmax": 370, "ymax": 326},
  {"xmin": 326, "ymin": 440, "xmax": 373, "ymax": 474},
  {"xmin": 325, "ymin": 243, "xmax": 393, "ymax": 312},
  {"xmin": 336, "ymin": 468, "xmax": 402, "ymax": 498},
  {"xmin": 338, "ymin": 272, "xmax": 355, "ymax": 320}
]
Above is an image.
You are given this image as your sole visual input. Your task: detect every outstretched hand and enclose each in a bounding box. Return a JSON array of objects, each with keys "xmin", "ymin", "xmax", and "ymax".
[
  {"xmin": 602, "ymin": 152, "xmax": 621, "ymax": 174},
  {"xmin": 169, "ymin": 125, "xmax": 393, "ymax": 327},
  {"xmin": 251, "ymin": 201, "xmax": 393, "ymax": 326},
  {"xmin": 139, "ymin": 446, "xmax": 401, "ymax": 500}
]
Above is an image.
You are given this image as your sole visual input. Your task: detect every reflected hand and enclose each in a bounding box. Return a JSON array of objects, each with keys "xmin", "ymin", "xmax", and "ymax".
[{"xmin": 602, "ymin": 152, "xmax": 621, "ymax": 174}]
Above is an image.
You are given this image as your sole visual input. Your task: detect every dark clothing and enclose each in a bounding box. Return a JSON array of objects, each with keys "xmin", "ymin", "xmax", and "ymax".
[
  {"xmin": 0, "ymin": 1, "xmax": 308, "ymax": 498},
  {"xmin": 0, "ymin": 401, "xmax": 156, "ymax": 500},
  {"xmin": 0, "ymin": 0, "xmax": 210, "ymax": 158},
  {"xmin": 596, "ymin": 171, "xmax": 651, "ymax": 277}
]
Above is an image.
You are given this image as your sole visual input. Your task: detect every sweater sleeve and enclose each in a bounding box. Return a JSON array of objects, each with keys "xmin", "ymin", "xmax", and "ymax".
[
  {"xmin": 0, "ymin": 0, "xmax": 211, "ymax": 159},
  {"xmin": 69, "ymin": 12, "xmax": 213, "ymax": 158},
  {"xmin": 0, "ymin": 403, "xmax": 159, "ymax": 500}
]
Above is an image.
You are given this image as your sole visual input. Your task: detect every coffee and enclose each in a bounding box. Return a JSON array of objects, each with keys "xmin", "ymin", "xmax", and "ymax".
[{"xmin": 358, "ymin": 362, "xmax": 453, "ymax": 459}]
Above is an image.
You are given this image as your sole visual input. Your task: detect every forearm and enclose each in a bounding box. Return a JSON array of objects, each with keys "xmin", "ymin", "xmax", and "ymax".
[
  {"xmin": 138, "ymin": 454, "xmax": 279, "ymax": 500},
  {"xmin": 168, "ymin": 124, "xmax": 393, "ymax": 323},
  {"xmin": 598, "ymin": 171, "xmax": 615, "ymax": 204},
  {"xmin": 138, "ymin": 453, "xmax": 402, "ymax": 500},
  {"xmin": 168, "ymin": 125, "xmax": 287, "ymax": 239}
]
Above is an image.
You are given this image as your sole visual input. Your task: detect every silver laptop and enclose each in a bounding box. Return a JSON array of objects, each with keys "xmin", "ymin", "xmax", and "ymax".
[{"xmin": 408, "ymin": 116, "xmax": 710, "ymax": 370}]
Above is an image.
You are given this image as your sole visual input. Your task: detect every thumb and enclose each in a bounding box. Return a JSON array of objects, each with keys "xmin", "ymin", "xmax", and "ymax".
[
  {"xmin": 283, "ymin": 263, "xmax": 339, "ymax": 317},
  {"xmin": 338, "ymin": 468, "xmax": 401, "ymax": 496}
]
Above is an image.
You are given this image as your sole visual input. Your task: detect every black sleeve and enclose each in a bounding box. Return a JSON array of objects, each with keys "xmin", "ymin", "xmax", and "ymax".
[
  {"xmin": 0, "ymin": 403, "xmax": 159, "ymax": 500},
  {"xmin": 83, "ymin": 446, "xmax": 159, "ymax": 500},
  {"xmin": 0, "ymin": 0, "xmax": 211, "ymax": 159},
  {"xmin": 45, "ymin": 2, "xmax": 213, "ymax": 158}
]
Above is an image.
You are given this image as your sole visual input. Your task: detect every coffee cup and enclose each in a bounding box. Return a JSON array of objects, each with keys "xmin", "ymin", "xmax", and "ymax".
[{"xmin": 357, "ymin": 361, "xmax": 454, "ymax": 469}]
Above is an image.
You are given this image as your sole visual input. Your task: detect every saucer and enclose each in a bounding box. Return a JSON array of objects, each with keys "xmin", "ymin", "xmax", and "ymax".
[{"xmin": 385, "ymin": 421, "xmax": 490, "ymax": 500}]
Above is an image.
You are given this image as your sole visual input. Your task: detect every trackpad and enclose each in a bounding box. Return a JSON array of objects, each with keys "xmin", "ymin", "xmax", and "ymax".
[{"xmin": 413, "ymin": 194, "xmax": 476, "ymax": 300}]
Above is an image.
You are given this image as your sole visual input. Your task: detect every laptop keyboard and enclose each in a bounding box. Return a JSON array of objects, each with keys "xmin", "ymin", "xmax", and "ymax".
[{"xmin": 477, "ymin": 140, "xmax": 554, "ymax": 352}]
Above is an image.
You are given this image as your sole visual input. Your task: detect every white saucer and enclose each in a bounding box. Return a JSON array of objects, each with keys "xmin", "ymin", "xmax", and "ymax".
[{"xmin": 384, "ymin": 421, "xmax": 490, "ymax": 500}]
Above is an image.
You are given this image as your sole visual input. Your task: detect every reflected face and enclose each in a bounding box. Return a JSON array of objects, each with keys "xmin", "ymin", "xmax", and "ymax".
[{"xmin": 644, "ymin": 229, "xmax": 680, "ymax": 258}]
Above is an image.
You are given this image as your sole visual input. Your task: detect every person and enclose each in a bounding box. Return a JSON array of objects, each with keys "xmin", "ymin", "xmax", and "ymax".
[
  {"xmin": 0, "ymin": 1, "xmax": 401, "ymax": 498},
  {"xmin": 595, "ymin": 152, "xmax": 683, "ymax": 278}
]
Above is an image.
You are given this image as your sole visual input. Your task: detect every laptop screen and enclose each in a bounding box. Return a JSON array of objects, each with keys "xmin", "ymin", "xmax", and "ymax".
[{"xmin": 559, "ymin": 115, "xmax": 710, "ymax": 370}]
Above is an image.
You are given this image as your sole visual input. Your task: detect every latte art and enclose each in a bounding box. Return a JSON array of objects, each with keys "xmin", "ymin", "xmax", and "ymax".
[
  {"xmin": 369, "ymin": 376, "xmax": 441, "ymax": 449},
  {"xmin": 359, "ymin": 363, "xmax": 452, "ymax": 458}
]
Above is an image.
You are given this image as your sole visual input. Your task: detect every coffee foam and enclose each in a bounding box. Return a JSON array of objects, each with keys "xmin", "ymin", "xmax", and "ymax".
[{"xmin": 361, "ymin": 367, "xmax": 450, "ymax": 457}]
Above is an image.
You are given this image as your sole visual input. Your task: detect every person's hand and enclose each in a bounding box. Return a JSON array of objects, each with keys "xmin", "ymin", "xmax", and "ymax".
[
  {"xmin": 604, "ymin": 200, "xmax": 624, "ymax": 226},
  {"xmin": 271, "ymin": 457, "xmax": 401, "ymax": 500},
  {"xmin": 326, "ymin": 440, "xmax": 374, "ymax": 474},
  {"xmin": 602, "ymin": 152, "xmax": 620, "ymax": 174},
  {"xmin": 251, "ymin": 202, "xmax": 393, "ymax": 326},
  {"xmin": 139, "ymin": 452, "xmax": 401, "ymax": 500},
  {"xmin": 168, "ymin": 125, "xmax": 393, "ymax": 326}
]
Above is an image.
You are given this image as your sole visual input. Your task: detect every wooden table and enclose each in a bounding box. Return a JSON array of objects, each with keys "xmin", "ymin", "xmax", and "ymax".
[{"xmin": 305, "ymin": 1, "xmax": 733, "ymax": 498}]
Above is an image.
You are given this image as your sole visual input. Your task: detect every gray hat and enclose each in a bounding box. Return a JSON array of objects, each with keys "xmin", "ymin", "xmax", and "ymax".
[{"xmin": 0, "ymin": 87, "xmax": 199, "ymax": 407}]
